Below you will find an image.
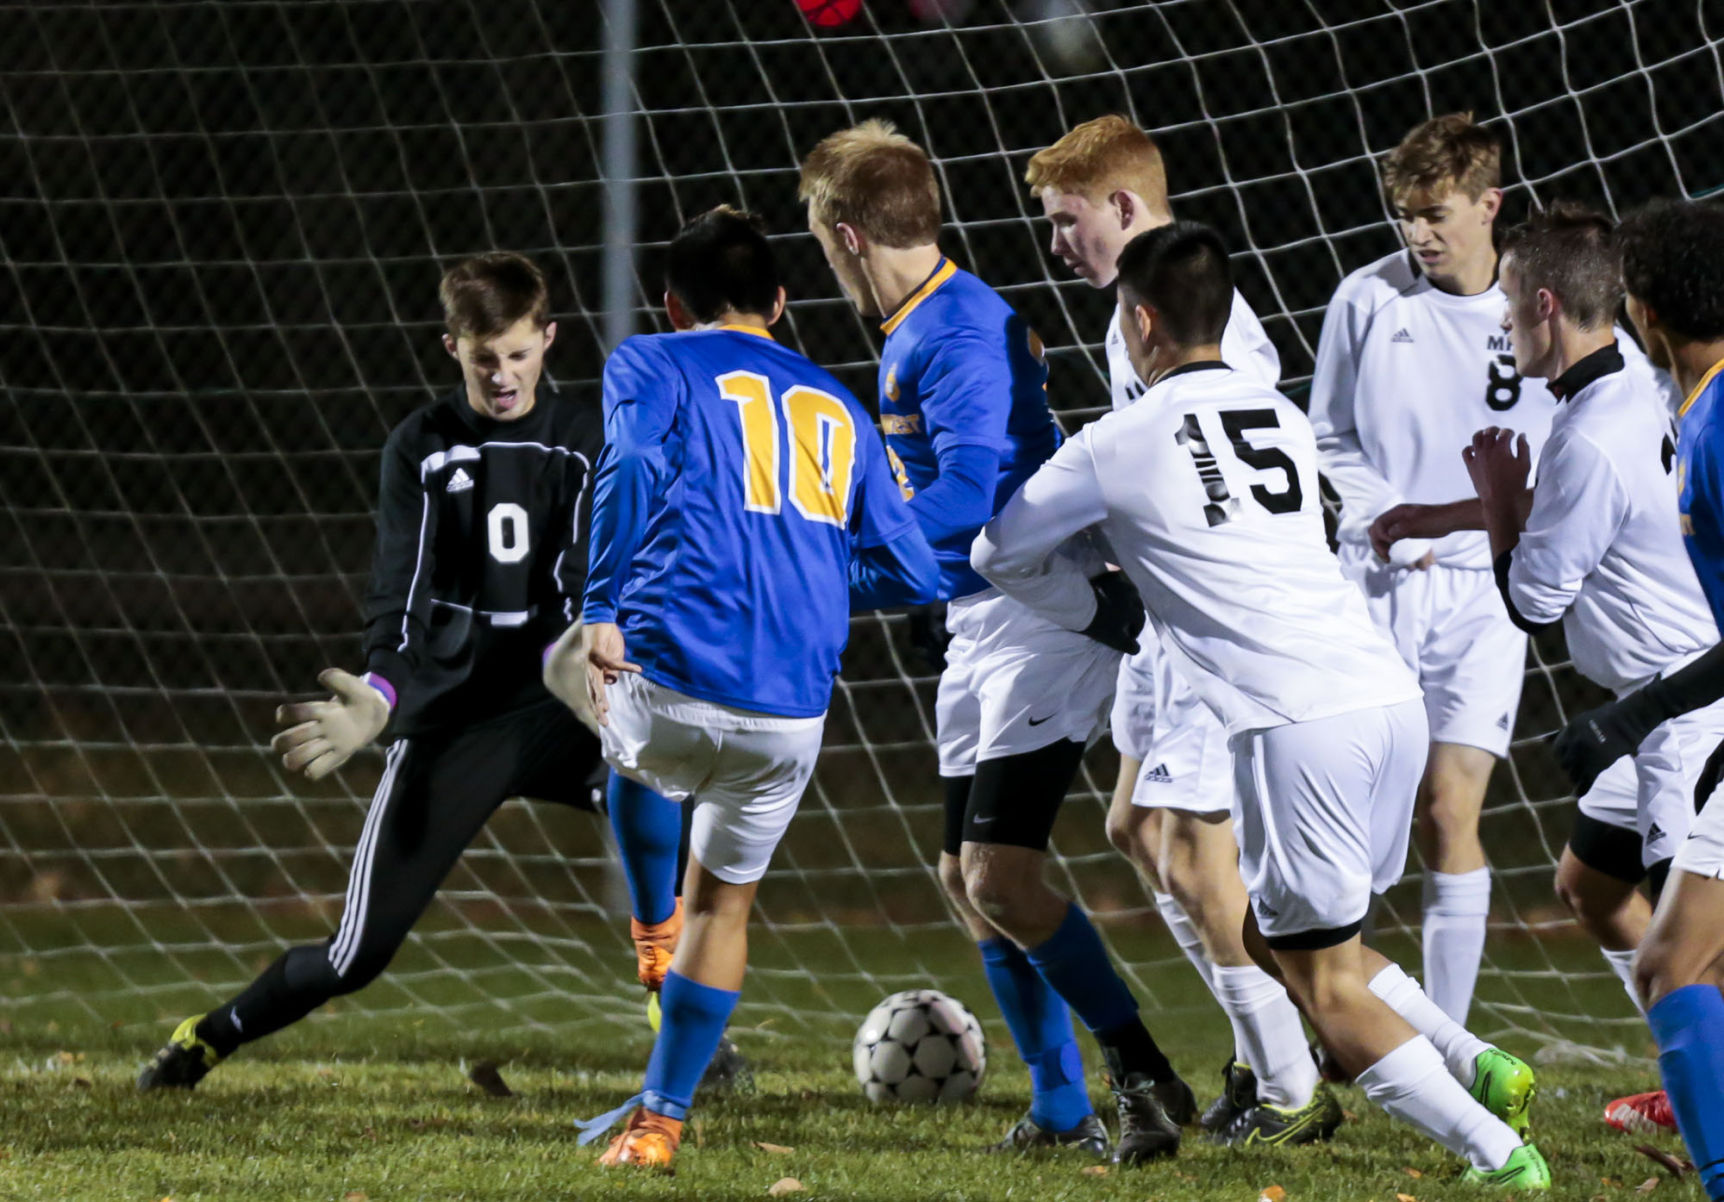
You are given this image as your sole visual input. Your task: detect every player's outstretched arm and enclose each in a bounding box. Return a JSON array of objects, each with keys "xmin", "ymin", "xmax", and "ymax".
[
  {"xmin": 973, "ymin": 433, "xmax": 1139, "ymax": 652},
  {"xmin": 1558, "ymin": 642, "xmax": 1724, "ymax": 794},
  {"xmin": 272, "ymin": 668, "xmax": 391, "ymax": 780},
  {"xmin": 848, "ymin": 424, "xmax": 940, "ymax": 610}
]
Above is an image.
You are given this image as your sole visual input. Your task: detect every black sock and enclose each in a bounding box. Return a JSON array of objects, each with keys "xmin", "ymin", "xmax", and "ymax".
[
  {"xmin": 196, "ymin": 944, "xmax": 340, "ymax": 1057},
  {"xmin": 1097, "ymin": 1016, "xmax": 1175, "ymax": 1084}
]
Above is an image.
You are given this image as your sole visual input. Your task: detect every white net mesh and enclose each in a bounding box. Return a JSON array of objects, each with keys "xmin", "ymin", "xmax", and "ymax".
[{"xmin": 4, "ymin": 0, "xmax": 1722, "ymax": 1052}]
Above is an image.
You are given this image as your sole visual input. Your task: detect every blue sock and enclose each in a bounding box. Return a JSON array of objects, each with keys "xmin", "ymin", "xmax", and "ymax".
[
  {"xmin": 1025, "ymin": 903, "xmax": 1139, "ymax": 1033},
  {"xmin": 1649, "ymin": 984, "xmax": 1724, "ymax": 1199},
  {"xmin": 608, "ymin": 773, "xmax": 682, "ymax": 925},
  {"xmin": 979, "ymin": 937, "xmax": 1092, "ymax": 1132},
  {"xmin": 640, "ymin": 970, "xmax": 740, "ymax": 1119}
]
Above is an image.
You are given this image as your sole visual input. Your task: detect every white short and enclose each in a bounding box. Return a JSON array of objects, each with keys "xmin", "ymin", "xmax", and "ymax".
[
  {"xmin": 1112, "ymin": 645, "xmax": 1234, "ymax": 814},
  {"xmin": 1578, "ymin": 700, "xmax": 1724, "ymax": 869},
  {"xmin": 597, "ymin": 673, "xmax": 824, "ymax": 885},
  {"xmin": 935, "ymin": 589, "xmax": 1118, "ymax": 777},
  {"xmin": 1676, "ymin": 749, "xmax": 1724, "ymax": 879},
  {"xmin": 1340, "ymin": 549, "xmax": 1524, "ymax": 757},
  {"xmin": 1233, "ymin": 699, "xmax": 1429, "ymax": 943}
]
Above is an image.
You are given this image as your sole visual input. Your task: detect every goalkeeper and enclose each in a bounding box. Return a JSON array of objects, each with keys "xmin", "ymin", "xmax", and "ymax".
[{"xmin": 138, "ymin": 252, "xmax": 688, "ymax": 1090}]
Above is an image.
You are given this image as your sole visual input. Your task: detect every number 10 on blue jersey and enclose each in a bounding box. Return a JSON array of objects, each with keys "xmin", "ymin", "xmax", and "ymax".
[{"xmin": 720, "ymin": 370, "xmax": 857, "ymax": 526}]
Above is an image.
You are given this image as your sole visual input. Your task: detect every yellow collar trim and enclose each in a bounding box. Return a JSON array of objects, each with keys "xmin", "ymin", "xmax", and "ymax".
[
  {"xmin": 717, "ymin": 324, "xmax": 774, "ymax": 340},
  {"xmin": 880, "ymin": 259, "xmax": 957, "ymax": 335},
  {"xmin": 1682, "ymin": 357, "xmax": 1724, "ymax": 418}
]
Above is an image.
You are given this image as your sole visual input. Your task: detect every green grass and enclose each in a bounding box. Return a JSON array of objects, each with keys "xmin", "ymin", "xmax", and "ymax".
[{"xmin": 0, "ymin": 926, "xmax": 1699, "ymax": 1202}]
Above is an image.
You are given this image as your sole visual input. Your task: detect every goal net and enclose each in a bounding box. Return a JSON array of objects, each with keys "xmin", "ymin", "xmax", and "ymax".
[{"xmin": 5, "ymin": 0, "xmax": 1721, "ymax": 1058}]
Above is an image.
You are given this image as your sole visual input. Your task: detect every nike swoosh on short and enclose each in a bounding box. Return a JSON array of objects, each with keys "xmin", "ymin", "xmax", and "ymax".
[{"xmin": 1027, "ymin": 715, "xmax": 1052, "ymax": 726}]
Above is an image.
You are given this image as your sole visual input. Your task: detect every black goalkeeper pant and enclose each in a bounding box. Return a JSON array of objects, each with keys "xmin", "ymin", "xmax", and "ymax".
[{"xmin": 198, "ymin": 699, "xmax": 606, "ymax": 1057}]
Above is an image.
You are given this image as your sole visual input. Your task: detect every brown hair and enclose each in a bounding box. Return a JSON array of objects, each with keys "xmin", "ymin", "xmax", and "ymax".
[
  {"xmin": 1381, "ymin": 113, "xmax": 1502, "ymax": 203},
  {"xmin": 1024, "ymin": 114, "xmax": 1170, "ymax": 215},
  {"xmin": 439, "ymin": 252, "xmax": 550, "ymax": 340},
  {"xmin": 798, "ymin": 119, "xmax": 941, "ymax": 248},
  {"xmin": 1499, "ymin": 202, "xmax": 1621, "ymax": 331}
]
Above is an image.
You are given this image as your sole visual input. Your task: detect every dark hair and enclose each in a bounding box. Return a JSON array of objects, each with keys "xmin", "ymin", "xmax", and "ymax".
[
  {"xmin": 665, "ymin": 205, "xmax": 781, "ymax": 324},
  {"xmin": 1499, "ymin": 202, "xmax": 1620, "ymax": 331},
  {"xmin": 439, "ymin": 251, "xmax": 550, "ymax": 339},
  {"xmin": 1114, "ymin": 221, "xmax": 1233, "ymax": 347},
  {"xmin": 1618, "ymin": 198, "xmax": 1724, "ymax": 341}
]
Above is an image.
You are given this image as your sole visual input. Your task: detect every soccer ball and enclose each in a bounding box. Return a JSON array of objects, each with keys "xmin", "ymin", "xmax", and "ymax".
[{"xmin": 852, "ymin": 989, "xmax": 985, "ymax": 1103}]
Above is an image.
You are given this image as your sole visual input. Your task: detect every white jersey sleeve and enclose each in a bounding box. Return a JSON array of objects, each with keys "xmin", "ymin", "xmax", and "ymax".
[
  {"xmin": 1107, "ymin": 290, "xmax": 1280, "ymax": 411},
  {"xmin": 970, "ymin": 437, "xmax": 1106, "ymax": 634},
  {"xmin": 1307, "ymin": 263, "xmax": 1430, "ymax": 567},
  {"xmin": 1507, "ymin": 357, "xmax": 1718, "ymax": 692}
]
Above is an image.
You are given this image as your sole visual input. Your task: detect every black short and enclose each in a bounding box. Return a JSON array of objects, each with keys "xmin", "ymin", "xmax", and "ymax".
[
  {"xmin": 1568, "ymin": 811, "xmax": 1647, "ymax": 886},
  {"xmin": 941, "ymin": 739, "xmax": 1088, "ymax": 856}
]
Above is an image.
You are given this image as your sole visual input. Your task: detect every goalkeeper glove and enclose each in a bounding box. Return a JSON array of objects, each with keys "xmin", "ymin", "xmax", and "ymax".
[
  {"xmin": 1080, "ymin": 570, "xmax": 1145, "ymax": 656},
  {"xmin": 904, "ymin": 604, "xmax": 951, "ymax": 673},
  {"xmin": 273, "ymin": 668, "xmax": 391, "ymax": 781}
]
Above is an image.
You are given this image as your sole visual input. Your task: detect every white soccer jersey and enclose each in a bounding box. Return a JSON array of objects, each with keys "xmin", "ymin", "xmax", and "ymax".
[
  {"xmin": 1308, "ymin": 249, "xmax": 1676, "ymax": 570},
  {"xmin": 974, "ymin": 364, "xmax": 1420, "ymax": 735},
  {"xmin": 1506, "ymin": 347, "xmax": 1717, "ymax": 693},
  {"xmin": 1107, "ymin": 289, "xmax": 1281, "ymax": 410}
]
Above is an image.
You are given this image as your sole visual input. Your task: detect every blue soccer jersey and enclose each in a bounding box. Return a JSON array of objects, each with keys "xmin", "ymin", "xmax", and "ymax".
[
  {"xmin": 878, "ymin": 258, "xmax": 1064, "ymax": 599},
  {"xmin": 583, "ymin": 325, "xmax": 923, "ymax": 719},
  {"xmin": 1678, "ymin": 359, "xmax": 1724, "ymax": 627}
]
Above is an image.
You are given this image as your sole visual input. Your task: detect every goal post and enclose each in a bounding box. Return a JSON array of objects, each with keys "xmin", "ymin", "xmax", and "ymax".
[{"xmin": 4, "ymin": 0, "xmax": 1721, "ymax": 1055}]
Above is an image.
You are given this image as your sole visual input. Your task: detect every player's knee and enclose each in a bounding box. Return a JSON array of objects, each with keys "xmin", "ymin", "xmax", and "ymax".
[
  {"xmin": 1105, "ymin": 804, "xmax": 1153, "ymax": 865},
  {"xmin": 962, "ymin": 860, "xmax": 1023, "ymax": 927},
  {"xmin": 328, "ymin": 947, "xmax": 393, "ymax": 996},
  {"xmin": 937, "ymin": 853, "xmax": 968, "ymax": 906},
  {"xmin": 1632, "ymin": 937, "xmax": 1706, "ymax": 1010}
]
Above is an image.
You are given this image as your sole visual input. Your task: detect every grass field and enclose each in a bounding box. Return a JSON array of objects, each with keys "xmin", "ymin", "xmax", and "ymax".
[{"xmin": 0, "ymin": 918, "xmax": 1700, "ymax": 1202}]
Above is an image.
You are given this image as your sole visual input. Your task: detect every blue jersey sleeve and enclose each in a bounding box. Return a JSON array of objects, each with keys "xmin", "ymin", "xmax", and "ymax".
[
  {"xmin": 848, "ymin": 423, "xmax": 937, "ymax": 609},
  {"xmin": 906, "ymin": 330, "xmax": 1011, "ymax": 542},
  {"xmin": 582, "ymin": 338, "xmax": 681, "ymax": 624},
  {"xmin": 1687, "ymin": 424, "xmax": 1724, "ymax": 629}
]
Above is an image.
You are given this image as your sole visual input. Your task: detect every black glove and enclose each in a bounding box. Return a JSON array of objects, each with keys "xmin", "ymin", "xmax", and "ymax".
[
  {"xmin": 1080, "ymin": 570, "xmax": 1145, "ymax": 655},
  {"xmin": 1553, "ymin": 687, "xmax": 1671, "ymax": 795},
  {"xmin": 904, "ymin": 603, "xmax": 951, "ymax": 673}
]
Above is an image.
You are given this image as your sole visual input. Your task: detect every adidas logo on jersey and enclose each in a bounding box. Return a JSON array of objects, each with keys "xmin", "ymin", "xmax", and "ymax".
[
  {"xmin": 447, "ymin": 468, "xmax": 474, "ymax": 493},
  {"xmin": 1648, "ymin": 822, "xmax": 1666, "ymax": 844},
  {"xmin": 1496, "ymin": 713, "xmax": 1511, "ymax": 731},
  {"xmin": 1143, "ymin": 763, "xmax": 1173, "ymax": 783},
  {"xmin": 1391, "ymin": 328, "xmax": 1415, "ymax": 344}
]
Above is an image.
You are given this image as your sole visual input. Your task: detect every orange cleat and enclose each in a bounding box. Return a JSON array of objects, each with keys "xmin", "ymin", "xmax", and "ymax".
[
  {"xmin": 598, "ymin": 1107, "xmax": 684, "ymax": 1169},
  {"xmin": 1604, "ymin": 1090, "xmax": 1676, "ymax": 1136},
  {"xmin": 632, "ymin": 898, "xmax": 683, "ymax": 992}
]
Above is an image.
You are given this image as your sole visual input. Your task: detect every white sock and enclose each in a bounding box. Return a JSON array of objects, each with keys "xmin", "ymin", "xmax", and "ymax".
[
  {"xmin": 1357, "ymin": 1036, "xmax": 1522, "ymax": 1171},
  {"xmin": 1155, "ymin": 891, "xmax": 1217, "ymax": 993},
  {"xmin": 1422, "ymin": 868, "xmax": 1492, "ymax": 1024},
  {"xmin": 1602, "ymin": 948, "xmax": 1645, "ymax": 1015},
  {"xmin": 1367, "ymin": 961, "xmax": 1491, "ymax": 1086},
  {"xmin": 1211, "ymin": 963, "xmax": 1318, "ymax": 1109}
]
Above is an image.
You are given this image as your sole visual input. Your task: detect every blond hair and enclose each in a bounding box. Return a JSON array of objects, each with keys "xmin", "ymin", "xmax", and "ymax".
[
  {"xmin": 798, "ymin": 119, "xmax": 941, "ymax": 248},
  {"xmin": 1382, "ymin": 113, "xmax": 1502, "ymax": 203},
  {"xmin": 1024, "ymin": 114, "xmax": 1170, "ymax": 215}
]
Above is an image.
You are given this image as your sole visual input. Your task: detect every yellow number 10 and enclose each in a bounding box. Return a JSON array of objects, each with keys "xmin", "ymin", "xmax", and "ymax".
[{"xmin": 719, "ymin": 371, "xmax": 857, "ymax": 527}]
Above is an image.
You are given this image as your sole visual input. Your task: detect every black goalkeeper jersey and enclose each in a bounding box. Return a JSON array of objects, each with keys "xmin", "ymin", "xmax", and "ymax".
[{"xmin": 360, "ymin": 382, "xmax": 603, "ymax": 737}]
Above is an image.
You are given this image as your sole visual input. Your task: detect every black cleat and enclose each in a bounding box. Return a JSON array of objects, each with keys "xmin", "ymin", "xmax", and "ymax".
[
  {"xmin": 137, "ymin": 1015, "xmax": 222, "ymax": 1091},
  {"xmin": 1152, "ymin": 1074, "xmax": 1199, "ymax": 1127},
  {"xmin": 1212, "ymin": 1083, "xmax": 1344, "ymax": 1148},
  {"xmin": 1109, "ymin": 1072, "xmax": 1183, "ymax": 1164},
  {"xmin": 988, "ymin": 1112, "xmax": 1111, "ymax": 1158},
  {"xmin": 1200, "ymin": 1060, "xmax": 1259, "ymax": 1134},
  {"xmin": 699, "ymin": 1036, "xmax": 754, "ymax": 1095}
]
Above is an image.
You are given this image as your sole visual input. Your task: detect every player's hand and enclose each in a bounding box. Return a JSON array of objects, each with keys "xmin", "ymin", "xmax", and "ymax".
[
  {"xmin": 1081, "ymin": 570, "xmax": 1145, "ymax": 656},
  {"xmin": 1370, "ymin": 504, "xmax": 1453, "ymax": 562},
  {"xmin": 543, "ymin": 623, "xmax": 601, "ymax": 733},
  {"xmin": 1462, "ymin": 427, "xmax": 1532, "ymax": 509},
  {"xmin": 581, "ymin": 622, "xmax": 640, "ymax": 726},
  {"xmin": 904, "ymin": 604, "xmax": 951, "ymax": 673},
  {"xmin": 272, "ymin": 668, "xmax": 390, "ymax": 781},
  {"xmin": 1553, "ymin": 689, "xmax": 1667, "ymax": 795}
]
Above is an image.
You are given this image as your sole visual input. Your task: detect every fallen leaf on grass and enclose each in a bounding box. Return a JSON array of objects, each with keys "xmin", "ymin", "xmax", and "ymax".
[
  {"xmin": 1404, "ymin": 1168, "xmax": 1424, "ymax": 1179},
  {"xmin": 767, "ymin": 1178, "xmax": 804, "ymax": 1196},
  {"xmin": 467, "ymin": 1060, "xmax": 513, "ymax": 1098},
  {"xmin": 1634, "ymin": 1144, "xmax": 1693, "ymax": 1175},
  {"xmin": 344, "ymin": 1193, "xmax": 368, "ymax": 1201},
  {"xmin": 1637, "ymin": 1180, "xmax": 1660, "ymax": 1194},
  {"xmin": 1397, "ymin": 1194, "xmax": 1417, "ymax": 1202},
  {"xmin": 1259, "ymin": 1187, "xmax": 1287, "ymax": 1202},
  {"xmin": 72, "ymin": 1077, "xmax": 91, "ymax": 1088},
  {"xmin": 1080, "ymin": 1165, "xmax": 1107, "ymax": 1176},
  {"xmin": 754, "ymin": 1142, "xmax": 795, "ymax": 1155}
]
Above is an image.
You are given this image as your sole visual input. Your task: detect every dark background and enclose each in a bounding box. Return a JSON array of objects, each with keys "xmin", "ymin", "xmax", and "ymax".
[{"xmin": 4, "ymin": 0, "xmax": 1721, "ymax": 1039}]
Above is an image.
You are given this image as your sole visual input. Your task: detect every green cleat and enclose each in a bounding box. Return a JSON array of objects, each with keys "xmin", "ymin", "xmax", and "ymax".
[
  {"xmin": 1211, "ymin": 1082, "xmax": 1344, "ymax": 1148},
  {"xmin": 1461, "ymin": 1143, "xmax": 1550, "ymax": 1189},
  {"xmin": 137, "ymin": 1014, "xmax": 222, "ymax": 1091},
  {"xmin": 1468, "ymin": 1048, "xmax": 1536, "ymax": 1140}
]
